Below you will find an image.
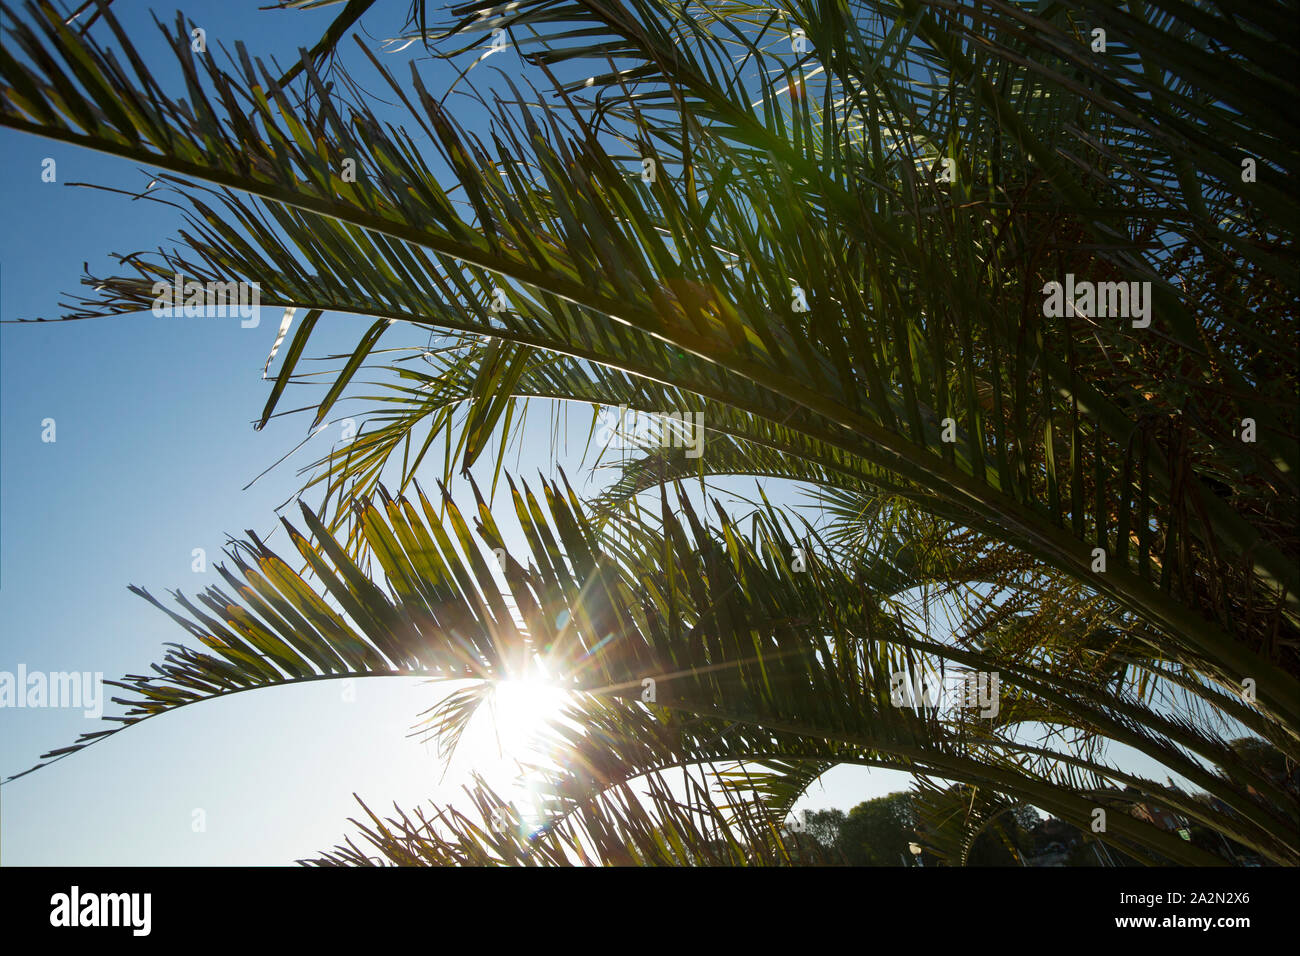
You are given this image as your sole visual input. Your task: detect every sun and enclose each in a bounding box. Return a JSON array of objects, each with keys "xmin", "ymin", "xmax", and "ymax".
[{"xmin": 486, "ymin": 676, "xmax": 572, "ymax": 759}]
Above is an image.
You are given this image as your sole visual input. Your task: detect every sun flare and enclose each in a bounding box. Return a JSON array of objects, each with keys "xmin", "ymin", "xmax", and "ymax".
[{"xmin": 486, "ymin": 677, "xmax": 572, "ymax": 759}]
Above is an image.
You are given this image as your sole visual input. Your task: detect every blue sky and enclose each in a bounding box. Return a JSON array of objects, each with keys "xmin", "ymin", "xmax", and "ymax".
[{"xmin": 0, "ymin": 0, "xmax": 1204, "ymax": 865}]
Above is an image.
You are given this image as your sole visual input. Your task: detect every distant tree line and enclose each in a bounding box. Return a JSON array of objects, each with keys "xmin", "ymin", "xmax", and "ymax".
[{"xmin": 790, "ymin": 737, "xmax": 1294, "ymax": 865}]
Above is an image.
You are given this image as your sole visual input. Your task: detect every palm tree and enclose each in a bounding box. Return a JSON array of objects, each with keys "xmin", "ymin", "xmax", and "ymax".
[{"xmin": 1, "ymin": 0, "xmax": 1295, "ymax": 865}]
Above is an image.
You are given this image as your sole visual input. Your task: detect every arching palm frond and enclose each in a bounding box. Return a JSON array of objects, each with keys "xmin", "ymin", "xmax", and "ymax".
[
  {"xmin": 303, "ymin": 768, "xmax": 820, "ymax": 866},
  {"xmin": 13, "ymin": 473, "xmax": 1286, "ymax": 863}
]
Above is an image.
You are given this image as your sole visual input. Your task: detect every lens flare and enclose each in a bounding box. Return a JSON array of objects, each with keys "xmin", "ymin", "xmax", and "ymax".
[{"xmin": 488, "ymin": 676, "xmax": 570, "ymax": 758}]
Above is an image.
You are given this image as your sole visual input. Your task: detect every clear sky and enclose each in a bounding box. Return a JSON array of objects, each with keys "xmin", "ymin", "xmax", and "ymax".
[{"xmin": 0, "ymin": 0, "xmax": 1191, "ymax": 865}]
